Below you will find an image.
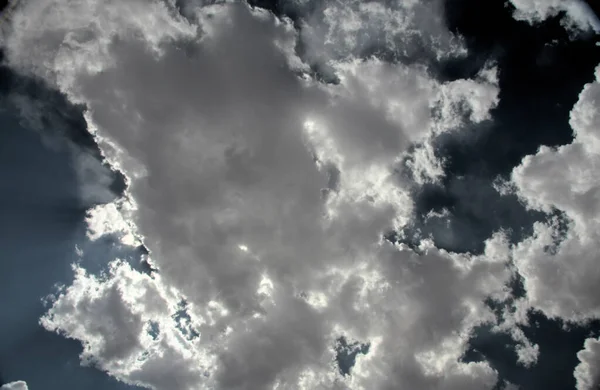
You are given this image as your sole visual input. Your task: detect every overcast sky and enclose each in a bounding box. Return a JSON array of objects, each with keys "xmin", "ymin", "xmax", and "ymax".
[{"xmin": 1, "ymin": 0, "xmax": 600, "ymax": 389}]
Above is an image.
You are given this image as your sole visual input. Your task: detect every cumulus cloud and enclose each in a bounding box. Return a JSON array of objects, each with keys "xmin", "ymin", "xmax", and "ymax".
[
  {"xmin": 575, "ymin": 336, "xmax": 600, "ymax": 389},
  {"xmin": 0, "ymin": 382, "xmax": 28, "ymax": 390},
  {"xmin": 510, "ymin": 64, "xmax": 600, "ymax": 321},
  {"xmin": 297, "ymin": 0, "xmax": 466, "ymax": 68},
  {"xmin": 2, "ymin": 0, "xmax": 196, "ymax": 90},
  {"xmin": 85, "ymin": 201, "xmax": 141, "ymax": 246},
  {"xmin": 3, "ymin": 0, "xmax": 507, "ymax": 388},
  {"xmin": 509, "ymin": 0, "xmax": 600, "ymax": 32},
  {"xmin": 41, "ymin": 260, "xmax": 212, "ymax": 389}
]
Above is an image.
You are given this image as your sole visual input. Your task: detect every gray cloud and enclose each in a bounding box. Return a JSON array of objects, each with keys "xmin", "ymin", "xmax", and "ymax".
[
  {"xmin": 508, "ymin": 0, "xmax": 600, "ymax": 32},
  {"xmin": 3, "ymin": 1, "xmax": 509, "ymax": 389},
  {"xmin": 295, "ymin": 0, "xmax": 467, "ymax": 73},
  {"xmin": 575, "ymin": 336, "xmax": 600, "ymax": 390}
]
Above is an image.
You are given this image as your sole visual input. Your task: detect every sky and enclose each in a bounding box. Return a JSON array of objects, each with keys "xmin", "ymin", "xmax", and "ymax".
[{"xmin": 0, "ymin": 0, "xmax": 600, "ymax": 389}]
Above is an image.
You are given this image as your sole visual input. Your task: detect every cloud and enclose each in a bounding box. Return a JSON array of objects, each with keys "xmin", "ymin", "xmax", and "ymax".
[
  {"xmin": 510, "ymin": 64, "xmax": 600, "ymax": 322},
  {"xmin": 3, "ymin": 1, "xmax": 507, "ymax": 389},
  {"xmin": 296, "ymin": 0, "xmax": 467, "ymax": 69},
  {"xmin": 575, "ymin": 336, "xmax": 600, "ymax": 389},
  {"xmin": 0, "ymin": 382, "xmax": 28, "ymax": 390},
  {"xmin": 41, "ymin": 260, "xmax": 212, "ymax": 390},
  {"xmin": 2, "ymin": 0, "xmax": 196, "ymax": 90},
  {"xmin": 508, "ymin": 0, "xmax": 600, "ymax": 32},
  {"xmin": 85, "ymin": 201, "xmax": 141, "ymax": 246}
]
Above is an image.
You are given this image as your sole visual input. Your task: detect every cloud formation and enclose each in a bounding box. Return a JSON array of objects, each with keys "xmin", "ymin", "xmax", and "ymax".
[
  {"xmin": 508, "ymin": 0, "xmax": 600, "ymax": 32},
  {"xmin": 0, "ymin": 382, "xmax": 28, "ymax": 390},
  {"xmin": 511, "ymin": 65, "xmax": 600, "ymax": 322},
  {"xmin": 575, "ymin": 336, "xmax": 600, "ymax": 389},
  {"xmin": 296, "ymin": 0, "xmax": 466, "ymax": 70},
  {"xmin": 2, "ymin": 0, "xmax": 514, "ymax": 389}
]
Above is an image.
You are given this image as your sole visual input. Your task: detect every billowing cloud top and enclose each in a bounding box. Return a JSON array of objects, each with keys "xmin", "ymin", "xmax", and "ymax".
[
  {"xmin": 511, "ymin": 65, "xmax": 600, "ymax": 321},
  {"xmin": 0, "ymin": 381, "xmax": 28, "ymax": 390},
  {"xmin": 575, "ymin": 336, "xmax": 600, "ymax": 389},
  {"xmin": 509, "ymin": 0, "xmax": 600, "ymax": 32},
  {"xmin": 1, "ymin": 0, "xmax": 599, "ymax": 389}
]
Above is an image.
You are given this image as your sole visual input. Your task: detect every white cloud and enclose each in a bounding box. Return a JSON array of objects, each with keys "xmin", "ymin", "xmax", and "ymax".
[
  {"xmin": 308, "ymin": 58, "xmax": 498, "ymax": 186},
  {"xmin": 433, "ymin": 64, "xmax": 499, "ymax": 133},
  {"xmin": 85, "ymin": 200, "xmax": 140, "ymax": 246},
  {"xmin": 41, "ymin": 260, "xmax": 214, "ymax": 390},
  {"xmin": 491, "ymin": 296, "xmax": 541, "ymax": 368},
  {"xmin": 404, "ymin": 141, "xmax": 446, "ymax": 185},
  {"xmin": 509, "ymin": 0, "xmax": 600, "ymax": 32},
  {"xmin": 3, "ymin": 0, "xmax": 196, "ymax": 91},
  {"xmin": 515, "ymin": 338, "xmax": 540, "ymax": 368},
  {"xmin": 575, "ymin": 336, "xmax": 600, "ymax": 389},
  {"xmin": 0, "ymin": 382, "xmax": 28, "ymax": 390},
  {"xmin": 299, "ymin": 0, "xmax": 466, "ymax": 68},
  {"xmin": 4, "ymin": 1, "xmax": 508, "ymax": 388},
  {"xmin": 342, "ymin": 235, "xmax": 511, "ymax": 390},
  {"xmin": 511, "ymin": 64, "xmax": 600, "ymax": 321}
]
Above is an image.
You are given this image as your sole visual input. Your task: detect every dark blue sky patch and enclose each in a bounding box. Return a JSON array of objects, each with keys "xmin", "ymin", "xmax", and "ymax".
[
  {"xmin": 0, "ymin": 60, "xmax": 141, "ymax": 389},
  {"xmin": 78, "ymin": 234, "xmax": 148, "ymax": 277},
  {"xmin": 334, "ymin": 336, "xmax": 370, "ymax": 376},
  {"xmin": 400, "ymin": 0, "xmax": 600, "ymax": 255},
  {"xmin": 172, "ymin": 300, "xmax": 200, "ymax": 341},
  {"xmin": 0, "ymin": 51, "xmax": 127, "ymax": 201},
  {"xmin": 464, "ymin": 312, "xmax": 600, "ymax": 390},
  {"xmin": 463, "ymin": 274, "xmax": 600, "ymax": 390},
  {"xmin": 147, "ymin": 321, "xmax": 160, "ymax": 341},
  {"xmin": 441, "ymin": 0, "xmax": 600, "ymax": 177},
  {"xmin": 397, "ymin": 176, "xmax": 545, "ymax": 254},
  {"xmin": 0, "ymin": 115, "xmax": 141, "ymax": 390}
]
